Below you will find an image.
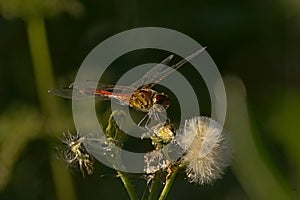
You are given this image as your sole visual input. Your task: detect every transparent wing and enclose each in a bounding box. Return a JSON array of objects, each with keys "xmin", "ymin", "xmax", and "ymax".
[
  {"xmin": 49, "ymin": 81, "xmax": 136, "ymax": 100},
  {"xmin": 48, "ymin": 86, "xmax": 83, "ymax": 100},
  {"xmin": 130, "ymin": 48, "xmax": 206, "ymax": 89},
  {"xmin": 76, "ymin": 80, "xmax": 136, "ymax": 92},
  {"xmin": 129, "ymin": 54, "xmax": 174, "ymax": 89}
]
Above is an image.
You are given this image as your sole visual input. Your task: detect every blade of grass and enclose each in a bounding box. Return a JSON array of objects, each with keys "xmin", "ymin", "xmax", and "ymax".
[
  {"xmin": 26, "ymin": 16, "xmax": 59, "ymax": 117},
  {"xmin": 26, "ymin": 16, "xmax": 76, "ymax": 200}
]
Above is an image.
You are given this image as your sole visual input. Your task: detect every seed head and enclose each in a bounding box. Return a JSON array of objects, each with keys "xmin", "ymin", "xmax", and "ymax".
[
  {"xmin": 177, "ymin": 116, "xmax": 232, "ymax": 185},
  {"xmin": 59, "ymin": 132, "xmax": 94, "ymax": 177}
]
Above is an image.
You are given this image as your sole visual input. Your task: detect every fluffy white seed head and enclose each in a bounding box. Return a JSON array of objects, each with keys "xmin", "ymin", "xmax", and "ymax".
[{"xmin": 177, "ymin": 116, "xmax": 232, "ymax": 185}]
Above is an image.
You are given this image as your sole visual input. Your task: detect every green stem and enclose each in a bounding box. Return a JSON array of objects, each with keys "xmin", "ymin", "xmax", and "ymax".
[
  {"xmin": 148, "ymin": 174, "xmax": 161, "ymax": 200},
  {"xmin": 26, "ymin": 16, "xmax": 59, "ymax": 117},
  {"xmin": 158, "ymin": 167, "xmax": 178, "ymax": 200},
  {"xmin": 51, "ymin": 157, "xmax": 77, "ymax": 200},
  {"xmin": 26, "ymin": 16, "xmax": 75, "ymax": 200},
  {"xmin": 117, "ymin": 171, "xmax": 139, "ymax": 200}
]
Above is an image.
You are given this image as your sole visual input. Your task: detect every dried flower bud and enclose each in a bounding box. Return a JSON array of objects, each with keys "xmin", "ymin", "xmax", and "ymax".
[
  {"xmin": 144, "ymin": 149, "xmax": 170, "ymax": 174},
  {"xmin": 59, "ymin": 132, "xmax": 94, "ymax": 177},
  {"xmin": 177, "ymin": 116, "xmax": 232, "ymax": 185}
]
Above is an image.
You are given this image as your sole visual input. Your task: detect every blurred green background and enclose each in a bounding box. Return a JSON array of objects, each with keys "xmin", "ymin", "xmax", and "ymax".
[{"xmin": 0, "ymin": 0, "xmax": 299, "ymax": 199}]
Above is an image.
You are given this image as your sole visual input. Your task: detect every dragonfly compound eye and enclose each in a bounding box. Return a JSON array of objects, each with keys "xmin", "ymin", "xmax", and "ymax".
[{"xmin": 153, "ymin": 93, "xmax": 170, "ymax": 109}]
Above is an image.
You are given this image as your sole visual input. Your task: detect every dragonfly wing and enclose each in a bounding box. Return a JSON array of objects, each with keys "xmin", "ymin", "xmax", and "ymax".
[
  {"xmin": 75, "ymin": 80, "xmax": 136, "ymax": 94},
  {"xmin": 150, "ymin": 48, "xmax": 206, "ymax": 85},
  {"xmin": 130, "ymin": 48, "xmax": 206, "ymax": 89},
  {"xmin": 49, "ymin": 80, "xmax": 136, "ymax": 99},
  {"xmin": 129, "ymin": 54, "xmax": 174, "ymax": 89},
  {"xmin": 97, "ymin": 82, "xmax": 136, "ymax": 93},
  {"xmin": 48, "ymin": 88, "xmax": 73, "ymax": 99},
  {"xmin": 69, "ymin": 80, "xmax": 135, "ymax": 92},
  {"xmin": 49, "ymin": 86, "xmax": 99, "ymax": 100}
]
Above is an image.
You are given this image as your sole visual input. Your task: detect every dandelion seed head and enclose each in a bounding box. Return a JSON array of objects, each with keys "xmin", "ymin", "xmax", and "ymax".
[{"xmin": 177, "ymin": 116, "xmax": 232, "ymax": 185}]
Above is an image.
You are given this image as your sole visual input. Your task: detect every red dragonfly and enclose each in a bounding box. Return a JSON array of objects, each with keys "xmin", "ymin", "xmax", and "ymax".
[{"xmin": 49, "ymin": 48, "xmax": 206, "ymax": 124}]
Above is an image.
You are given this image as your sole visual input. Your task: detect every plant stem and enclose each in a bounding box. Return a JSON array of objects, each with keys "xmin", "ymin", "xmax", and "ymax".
[
  {"xmin": 51, "ymin": 157, "xmax": 77, "ymax": 200},
  {"xmin": 26, "ymin": 16, "xmax": 75, "ymax": 200},
  {"xmin": 117, "ymin": 171, "xmax": 139, "ymax": 200},
  {"xmin": 148, "ymin": 174, "xmax": 161, "ymax": 200},
  {"xmin": 26, "ymin": 16, "xmax": 59, "ymax": 117},
  {"xmin": 158, "ymin": 167, "xmax": 179, "ymax": 200}
]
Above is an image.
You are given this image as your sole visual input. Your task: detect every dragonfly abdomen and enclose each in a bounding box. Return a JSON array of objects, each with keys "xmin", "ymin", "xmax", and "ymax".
[{"xmin": 95, "ymin": 89, "xmax": 131, "ymax": 104}]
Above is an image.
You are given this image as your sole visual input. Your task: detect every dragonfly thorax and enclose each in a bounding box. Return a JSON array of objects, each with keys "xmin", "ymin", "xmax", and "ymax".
[{"xmin": 129, "ymin": 89, "xmax": 169, "ymax": 113}]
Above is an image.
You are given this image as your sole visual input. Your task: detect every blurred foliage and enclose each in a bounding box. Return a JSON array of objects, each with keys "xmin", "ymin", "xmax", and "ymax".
[
  {"xmin": 0, "ymin": 0, "xmax": 83, "ymax": 19},
  {"xmin": 225, "ymin": 77, "xmax": 296, "ymax": 200},
  {"xmin": 0, "ymin": 105, "xmax": 41, "ymax": 189},
  {"xmin": 0, "ymin": 0, "xmax": 299, "ymax": 200}
]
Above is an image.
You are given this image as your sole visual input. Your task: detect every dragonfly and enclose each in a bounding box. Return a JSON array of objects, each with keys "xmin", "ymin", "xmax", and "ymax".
[{"xmin": 49, "ymin": 48, "xmax": 206, "ymax": 125}]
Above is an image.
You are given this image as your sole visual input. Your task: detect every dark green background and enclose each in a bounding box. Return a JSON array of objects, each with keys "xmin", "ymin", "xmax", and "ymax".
[{"xmin": 0, "ymin": 0, "xmax": 299, "ymax": 199}]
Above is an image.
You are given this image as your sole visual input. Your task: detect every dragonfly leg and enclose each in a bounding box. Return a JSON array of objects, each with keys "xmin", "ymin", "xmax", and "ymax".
[
  {"xmin": 138, "ymin": 113, "xmax": 149, "ymax": 127},
  {"xmin": 148, "ymin": 105, "xmax": 167, "ymax": 124},
  {"xmin": 139, "ymin": 113, "xmax": 159, "ymax": 138},
  {"xmin": 142, "ymin": 125, "xmax": 156, "ymax": 139}
]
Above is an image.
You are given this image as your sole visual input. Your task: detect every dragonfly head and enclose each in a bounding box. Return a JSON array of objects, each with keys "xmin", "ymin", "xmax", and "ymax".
[{"xmin": 153, "ymin": 93, "xmax": 170, "ymax": 109}]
